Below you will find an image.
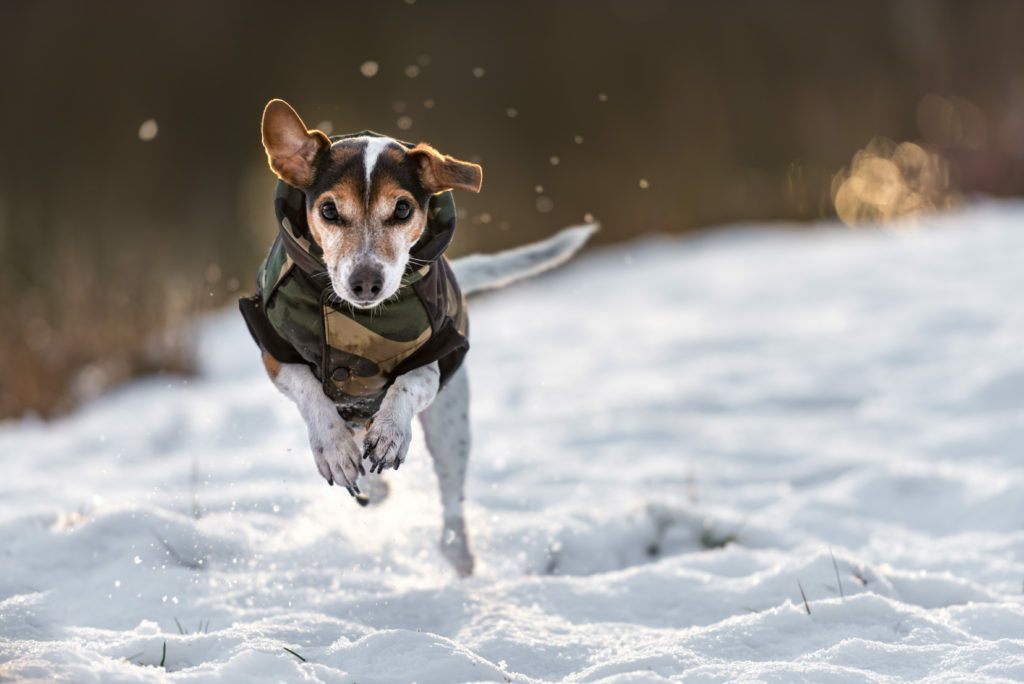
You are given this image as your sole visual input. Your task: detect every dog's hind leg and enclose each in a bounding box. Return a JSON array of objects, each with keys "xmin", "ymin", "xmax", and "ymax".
[{"xmin": 419, "ymin": 364, "xmax": 475, "ymax": 577}]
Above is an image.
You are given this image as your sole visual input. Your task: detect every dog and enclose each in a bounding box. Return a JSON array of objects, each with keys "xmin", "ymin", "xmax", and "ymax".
[{"xmin": 240, "ymin": 99, "xmax": 593, "ymax": 575}]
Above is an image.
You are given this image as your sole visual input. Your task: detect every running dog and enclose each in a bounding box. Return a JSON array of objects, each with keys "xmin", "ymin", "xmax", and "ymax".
[{"xmin": 240, "ymin": 99, "xmax": 593, "ymax": 575}]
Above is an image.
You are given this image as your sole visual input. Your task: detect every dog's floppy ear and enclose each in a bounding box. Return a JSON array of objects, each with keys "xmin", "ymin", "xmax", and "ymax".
[
  {"xmin": 261, "ymin": 99, "xmax": 330, "ymax": 188},
  {"xmin": 408, "ymin": 143, "xmax": 483, "ymax": 194}
]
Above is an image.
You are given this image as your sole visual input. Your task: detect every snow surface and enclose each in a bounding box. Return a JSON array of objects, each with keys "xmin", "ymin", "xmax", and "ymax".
[{"xmin": 3, "ymin": 204, "xmax": 1024, "ymax": 683}]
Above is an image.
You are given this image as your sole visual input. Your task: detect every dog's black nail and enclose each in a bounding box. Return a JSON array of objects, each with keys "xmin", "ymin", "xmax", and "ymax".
[
  {"xmin": 328, "ymin": 476, "xmax": 334, "ymax": 486},
  {"xmin": 394, "ymin": 459, "xmax": 400, "ymax": 471},
  {"xmin": 358, "ymin": 463, "xmax": 366, "ymax": 476},
  {"xmin": 355, "ymin": 493, "xmax": 370, "ymax": 507},
  {"xmin": 346, "ymin": 486, "xmax": 355, "ymax": 496}
]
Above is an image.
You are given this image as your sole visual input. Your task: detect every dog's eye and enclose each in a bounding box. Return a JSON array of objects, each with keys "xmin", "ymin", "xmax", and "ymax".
[
  {"xmin": 393, "ymin": 199, "xmax": 412, "ymax": 221},
  {"xmin": 320, "ymin": 202, "xmax": 339, "ymax": 222}
]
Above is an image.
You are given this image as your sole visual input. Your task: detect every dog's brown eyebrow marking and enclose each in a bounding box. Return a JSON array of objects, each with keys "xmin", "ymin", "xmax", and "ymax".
[
  {"xmin": 368, "ymin": 145, "xmax": 434, "ymax": 214},
  {"xmin": 366, "ymin": 147, "xmax": 420, "ymax": 210}
]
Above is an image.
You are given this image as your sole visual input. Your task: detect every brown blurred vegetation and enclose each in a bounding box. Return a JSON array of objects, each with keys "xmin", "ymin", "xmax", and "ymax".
[{"xmin": 3, "ymin": 0, "xmax": 1024, "ymax": 420}]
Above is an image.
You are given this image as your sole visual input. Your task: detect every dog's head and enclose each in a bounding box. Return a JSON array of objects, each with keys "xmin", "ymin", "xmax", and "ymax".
[{"xmin": 260, "ymin": 98, "xmax": 482, "ymax": 308}]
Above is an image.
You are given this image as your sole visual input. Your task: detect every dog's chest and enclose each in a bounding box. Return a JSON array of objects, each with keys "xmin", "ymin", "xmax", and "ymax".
[
  {"xmin": 253, "ymin": 235, "xmax": 468, "ymax": 422},
  {"xmin": 239, "ymin": 172, "xmax": 470, "ymax": 423}
]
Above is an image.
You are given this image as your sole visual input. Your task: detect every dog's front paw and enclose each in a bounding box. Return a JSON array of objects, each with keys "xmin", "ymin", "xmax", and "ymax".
[
  {"xmin": 310, "ymin": 426, "xmax": 364, "ymax": 494},
  {"xmin": 363, "ymin": 418, "xmax": 412, "ymax": 473}
]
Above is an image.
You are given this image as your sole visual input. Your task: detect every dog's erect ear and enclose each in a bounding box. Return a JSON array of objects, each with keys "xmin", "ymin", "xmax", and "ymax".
[
  {"xmin": 408, "ymin": 143, "xmax": 483, "ymax": 194},
  {"xmin": 261, "ymin": 99, "xmax": 330, "ymax": 188}
]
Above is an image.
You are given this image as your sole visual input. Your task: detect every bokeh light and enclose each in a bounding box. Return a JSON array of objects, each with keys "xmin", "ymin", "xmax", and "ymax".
[
  {"xmin": 832, "ymin": 138, "xmax": 955, "ymax": 227},
  {"xmin": 137, "ymin": 119, "xmax": 158, "ymax": 141}
]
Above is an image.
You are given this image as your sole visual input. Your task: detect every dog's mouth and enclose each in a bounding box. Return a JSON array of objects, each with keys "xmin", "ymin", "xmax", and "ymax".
[{"xmin": 335, "ymin": 287, "xmax": 394, "ymax": 310}]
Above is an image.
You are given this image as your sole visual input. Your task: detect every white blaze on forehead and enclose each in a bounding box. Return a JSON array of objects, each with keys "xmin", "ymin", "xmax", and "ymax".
[{"xmin": 360, "ymin": 136, "xmax": 398, "ymax": 188}]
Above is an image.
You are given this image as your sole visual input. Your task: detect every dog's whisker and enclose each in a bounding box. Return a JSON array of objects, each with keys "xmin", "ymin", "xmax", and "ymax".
[{"xmin": 309, "ymin": 269, "xmax": 332, "ymax": 283}]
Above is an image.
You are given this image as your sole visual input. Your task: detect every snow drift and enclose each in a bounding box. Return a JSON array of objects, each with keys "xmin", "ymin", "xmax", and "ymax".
[{"xmin": 2, "ymin": 203, "xmax": 1024, "ymax": 682}]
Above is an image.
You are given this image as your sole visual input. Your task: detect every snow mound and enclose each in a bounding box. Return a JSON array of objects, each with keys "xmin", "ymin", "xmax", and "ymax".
[{"xmin": 3, "ymin": 203, "xmax": 1024, "ymax": 682}]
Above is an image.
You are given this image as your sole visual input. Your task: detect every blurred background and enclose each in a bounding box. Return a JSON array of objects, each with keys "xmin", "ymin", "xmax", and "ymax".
[{"xmin": 3, "ymin": 0, "xmax": 1024, "ymax": 420}]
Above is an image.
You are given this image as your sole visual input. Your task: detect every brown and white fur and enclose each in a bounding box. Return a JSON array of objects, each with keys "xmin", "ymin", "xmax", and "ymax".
[{"xmin": 259, "ymin": 99, "xmax": 593, "ymax": 575}]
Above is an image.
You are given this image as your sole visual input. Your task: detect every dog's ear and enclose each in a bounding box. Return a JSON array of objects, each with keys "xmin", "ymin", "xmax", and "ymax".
[
  {"xmin": 261, "ymin": 99, "xmax": 330, "ymax": 188},
  {"xmin": 408, "ymin": 143, "xmax": 483, "ymax": 194}
]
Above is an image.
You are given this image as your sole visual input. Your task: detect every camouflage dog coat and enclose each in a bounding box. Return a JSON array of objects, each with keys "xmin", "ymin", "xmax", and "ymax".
[{"xmin": 239, "ymin": 140, "xmax": 469, "ymax": 423}]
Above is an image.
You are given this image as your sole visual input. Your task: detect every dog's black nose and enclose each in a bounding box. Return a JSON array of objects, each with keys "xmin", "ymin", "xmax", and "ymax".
[{"xmin": 349, "ymin": 267, "xmax": 384, "ymax": 298}]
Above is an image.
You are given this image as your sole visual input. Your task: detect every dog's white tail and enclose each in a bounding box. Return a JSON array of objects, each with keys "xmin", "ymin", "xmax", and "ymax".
[{"xmin": 451, "ymin": 224, "xmax": 597, "ymax": 295}]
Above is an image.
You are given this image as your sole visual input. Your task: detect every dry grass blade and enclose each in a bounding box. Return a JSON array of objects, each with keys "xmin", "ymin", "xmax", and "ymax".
[
  {"xmin": 830, "ymin": 548, "xmax": 845, "ymax": 600},
  {"xmin": 156, "ymin": 535, "xmax": 205, "ymax": 570},
  {"xmin": 797, "ymin": 580, "xmax": 811, "ymax": 615}
]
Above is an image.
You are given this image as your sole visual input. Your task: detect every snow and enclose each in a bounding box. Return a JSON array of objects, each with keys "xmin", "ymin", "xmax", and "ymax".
[{"xmin": 3, "ymin": 203, "xmax": 1024, "ymax": 682}]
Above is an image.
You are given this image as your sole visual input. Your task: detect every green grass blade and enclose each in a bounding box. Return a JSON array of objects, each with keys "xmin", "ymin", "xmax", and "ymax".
[{"xmin": 283, "ymin": 646, "xmax": 307, "ymax": 662}]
